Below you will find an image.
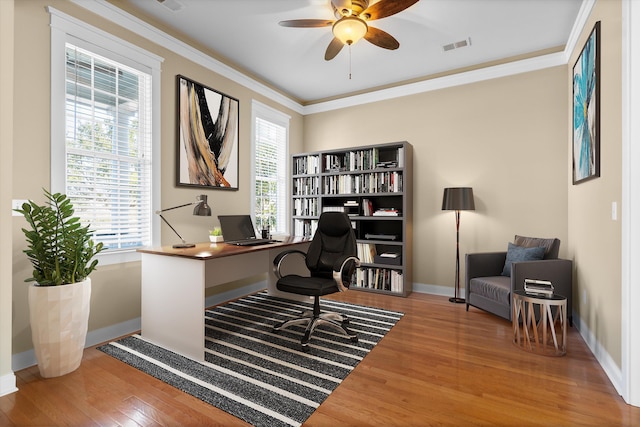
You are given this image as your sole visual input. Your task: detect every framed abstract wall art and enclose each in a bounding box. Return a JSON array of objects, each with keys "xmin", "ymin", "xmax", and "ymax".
[
  {"xmin": 177, "ymin": 75, "xmax": 239, "ymax": 190},
  {"xmin": 572, "ymin": 21, "xmax": 601, "ymax": 185}
]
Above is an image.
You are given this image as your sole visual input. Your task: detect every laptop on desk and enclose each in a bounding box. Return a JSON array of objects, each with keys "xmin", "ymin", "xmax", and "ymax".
[{"xmin": 218, "ymin": 215, "xmax": 276, "ymax": 246}]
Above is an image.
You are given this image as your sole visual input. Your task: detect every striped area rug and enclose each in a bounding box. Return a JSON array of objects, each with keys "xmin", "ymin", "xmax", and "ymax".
[{"xmin": 98, "ymin": 291, "xmax": 403, "ymax": 427}]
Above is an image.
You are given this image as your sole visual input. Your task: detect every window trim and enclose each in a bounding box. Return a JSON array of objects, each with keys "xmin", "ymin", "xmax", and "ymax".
[
  {"xmin": 250, "ymin": 99, "xmax": 290, "ymax": 235},
  {"xmin": 49, "ymin": 7, "xmax": 163, "ymax": 264}
]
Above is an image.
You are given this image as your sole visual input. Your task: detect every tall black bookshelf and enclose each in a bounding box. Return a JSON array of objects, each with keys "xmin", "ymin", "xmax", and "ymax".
[{"xmin": 292, "ymin": 141, "xmax": 413, "ymax": 297}]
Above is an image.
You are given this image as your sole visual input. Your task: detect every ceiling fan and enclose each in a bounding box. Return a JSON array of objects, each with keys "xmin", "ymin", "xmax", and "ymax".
[{"xmin": 279, "ymin": 0, "xmax": 420, "ymax": 61}]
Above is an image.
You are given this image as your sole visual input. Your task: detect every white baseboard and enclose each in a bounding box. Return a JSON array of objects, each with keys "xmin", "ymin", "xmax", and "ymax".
[
  {"xmin": 412, "ymin": 282, "xmax": 465, "ymax": 299},
  {"xmin": 11, "ymin": 280, "xmax": 622, "ymax": 402},
  {"xmin": 0, "ymin": 372, "xmax": 18, "ymax": 397},
  {"xmin": 573, "ymin": 313, "xmax": 623, "ymax": 396},
  {"xmin": 412, "ymin": 283, "xmax": 623, "ymax": 398},
  {"xmin": 11, "ymin": 281, "xmax": 267, "ymax": 373},
  {"xmin": 12, "ymin": 317, "xmax": 142, "ymax": 372}
]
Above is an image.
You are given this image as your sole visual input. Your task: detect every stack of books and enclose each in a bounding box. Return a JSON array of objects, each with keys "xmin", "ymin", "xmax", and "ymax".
[
  {"xmin": 524, "ymin": 279, "xmax": 554, "ymax": 297},
  {"xmin": 373, "ymin": 208, "xmax": 400, "ymax": 216}
]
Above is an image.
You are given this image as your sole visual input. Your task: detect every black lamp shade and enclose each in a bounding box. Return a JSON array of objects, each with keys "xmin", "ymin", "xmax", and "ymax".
[
  {"xmin": 193, "ymin": 194, "xmax": 212, "ymax": 216},
  {"xmin": 442, "ymin": 187, "xmax": 475, "ymax": 211}
]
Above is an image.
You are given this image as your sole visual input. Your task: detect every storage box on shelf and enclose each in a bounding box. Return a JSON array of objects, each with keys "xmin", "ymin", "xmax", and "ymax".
[{"xmin": 291, "ymin": 141, "xmax": 412, "ymax": 297}]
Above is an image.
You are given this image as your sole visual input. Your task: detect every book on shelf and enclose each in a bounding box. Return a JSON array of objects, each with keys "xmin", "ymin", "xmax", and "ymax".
[
  {"xmin": 374, "ymin": 253, "xmax": 402, "ymax": 265},
  {"xmin": 343, "ymin": 200, "xmax": 359, "ymax": 216},
  {"xmin": 322, "ymin": 205, "xmax": 345, "ymax": 213},
  {"xmin": 294, "ymin": 155, "xmax": 320, "ymax": 175},
  {"xmin": 380, "ymin": 252, "xmax": 400, "ymax": 258},
  {"xmin": 294, "ymin": 218, "xmax": 317, "ymax": 238},
  {"xmin": 373, "ymin": 208, "xmax": 400, "ymax": 217},
  {"xmin": 357, "ymin": 243, "xmax": 377, "ymax": 264},
  {"xmin": 293, "ymin": 197, "xmax": 318, "ymax": 217},
  {"xmin": 293, "ymin": 176, "xmax": 319, "ymax": 195},
  {"xmin": 362, "ymin": 198, "xmax": 373, "ymax": 216},
  {"xmin": 376, "ymin": 161, "xmax": 398, "ymax": 168},
  {"xmin": 355, "ymin": 267, "xmax": 403, "ymax": 293},
  {"xmin": 322, "ymin": 170, "xmax": 403, "ymax": 194}
]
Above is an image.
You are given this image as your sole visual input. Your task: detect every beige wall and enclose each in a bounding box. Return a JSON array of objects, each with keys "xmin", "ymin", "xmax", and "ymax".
[
  {"xmin": 567, "ymin": 0, "xmax": 622, "ymax": 366},
  {"xmin": 8, "ymin": 0, "xmax": 625, "ymax": 380},
  {"xmin": 1, "ymin": 0, "xmax": 15, "ymax": 387},
  {"xmin": 11, "ymin": 0, "xmax": 303, "ymax": 355},
  {"xmin": 303, "ymin": 67, "xmax": 569, "ymax": 290}
]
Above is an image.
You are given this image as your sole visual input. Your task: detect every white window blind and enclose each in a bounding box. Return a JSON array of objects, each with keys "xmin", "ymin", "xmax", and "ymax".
[
  {"xmin": 252, "ymin": 102, "xmax": 289, "ymax": 235},
  {"xmin": 65, "ymin": 43, "xmax": 152, "ymax": 251}
]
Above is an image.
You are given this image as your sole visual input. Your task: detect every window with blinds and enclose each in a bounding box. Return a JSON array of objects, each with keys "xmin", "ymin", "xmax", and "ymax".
[
  {"xmin": 252, "ymin": 102, "xmax": 289, "ymax": 235},
  {"xmin": 64, "ymin": 44, "xmax": 152, "ymax": 251}
]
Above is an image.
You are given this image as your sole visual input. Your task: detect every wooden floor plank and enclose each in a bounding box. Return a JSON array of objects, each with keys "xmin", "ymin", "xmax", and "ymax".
[{"xmin": 2, "ymin": 291, "xmax": 639, "ymax": 426}]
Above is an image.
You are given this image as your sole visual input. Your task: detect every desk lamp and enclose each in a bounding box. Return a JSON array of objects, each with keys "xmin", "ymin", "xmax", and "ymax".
[
  {"xmin": 442, "ymin": 187, "xmax": 475, "ymax": 303},
  {"xmin": 156, "ymin": 194, "xmax": 211, "ymax": 248}
]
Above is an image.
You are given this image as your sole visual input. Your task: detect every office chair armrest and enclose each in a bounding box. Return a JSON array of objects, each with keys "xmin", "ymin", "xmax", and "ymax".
[
  {"xmin": 332, "ymin": 255, "xmax": 361, "ymax": 292},
  {"xmin": 272, "ymin": 249, "xmax": 307, "ymax": 279}
]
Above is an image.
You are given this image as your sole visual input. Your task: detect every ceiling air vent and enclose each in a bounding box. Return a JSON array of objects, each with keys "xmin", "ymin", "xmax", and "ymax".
[
  {"xmin": 156, "ymin": 0, "xmax": 185, "ymax": 12},
  {"xmin": 442, "ymin": 37, "xmax": 472, "ymax": 52}
]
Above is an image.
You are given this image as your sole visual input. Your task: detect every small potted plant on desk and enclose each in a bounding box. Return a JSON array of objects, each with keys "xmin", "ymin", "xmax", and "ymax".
[
  {"xmin": 209, "ymin": 226, "xmax": 223, "ymax": 243},
  {"xmin": 15, "ymin": 190, "xmax": 104, "ymax": 378}
]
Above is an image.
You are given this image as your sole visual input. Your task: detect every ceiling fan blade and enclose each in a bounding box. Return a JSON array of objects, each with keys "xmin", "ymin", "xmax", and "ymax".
[
  {"xmin": 331, "ymin": 0, "xmax": 353, "ymax": 16},
  {"xmin": 324, "ymin": 37, "xmax": 345, "ymax": 61},
  {"xmin": 364, "ymin": 26, "xmax": 400, "ymax": 50},
  {"xmin": 278, "ymin": 19, "xmax": 333, "ymax": 28},
  {"xmin": 361, "ymin": 0, "xmax": 419, "ymax": 20}
]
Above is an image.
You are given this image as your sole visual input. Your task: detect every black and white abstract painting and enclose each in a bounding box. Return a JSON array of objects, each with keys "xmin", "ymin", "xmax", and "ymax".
[{"xmin": 177, "ymin": 75, "xmax": 239, "ymax": 190}]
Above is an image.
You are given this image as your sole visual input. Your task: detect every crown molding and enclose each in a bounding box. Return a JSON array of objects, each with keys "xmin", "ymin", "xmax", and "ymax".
[
  {"xmin": 303, "ymin": 52, "xmax": 567, "ymax": 115},
  {"xmin": 70, "ymin": 0, "xmax": 304, "ymax": 114},
  {"xmin": 563, "ymin": 0, "xmax": 597, "ymax": 64},
  {"xmin": 71, "ymin": 0, "xmax": 592, "ymax": 116}
]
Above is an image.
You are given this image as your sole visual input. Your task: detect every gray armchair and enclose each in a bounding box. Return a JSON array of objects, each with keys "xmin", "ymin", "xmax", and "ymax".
[{"xmin": 465, "ymin": 235, "xmax": 573, "ymax": 324}]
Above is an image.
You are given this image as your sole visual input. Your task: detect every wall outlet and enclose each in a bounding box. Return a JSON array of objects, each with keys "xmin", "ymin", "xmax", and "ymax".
[
  {"xmin": 12, "ymin": 199, "xmax": 28, "ymax": 216},
  {"xmin": 611, "ymin": 201, "xmax": 618, "ymax": 221}
]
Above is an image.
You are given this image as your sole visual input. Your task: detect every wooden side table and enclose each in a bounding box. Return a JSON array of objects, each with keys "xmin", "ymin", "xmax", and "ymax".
[{"xmin": 512, "ymin": 290, "xmax": 567, "ymax": 356}]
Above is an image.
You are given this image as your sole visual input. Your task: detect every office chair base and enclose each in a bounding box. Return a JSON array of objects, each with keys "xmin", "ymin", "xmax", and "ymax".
[{"xmin": 273, "ymin": 311, "xmax": 358, "ymax": 347}]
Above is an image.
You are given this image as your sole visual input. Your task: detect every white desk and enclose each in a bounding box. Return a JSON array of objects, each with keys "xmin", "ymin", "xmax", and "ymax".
[{"xmin": 138, "ymin": 238, "xmax": 310, "ymax": 361}]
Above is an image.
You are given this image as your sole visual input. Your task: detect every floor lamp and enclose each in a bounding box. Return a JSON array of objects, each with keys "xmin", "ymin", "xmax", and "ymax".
[
  {"xmin": 442, "ymin": 187, "xmax": 475, "ymax": 304},
  {"xmin": 156, "ymin": 194, "xmax": 212, "ymax": 248}
]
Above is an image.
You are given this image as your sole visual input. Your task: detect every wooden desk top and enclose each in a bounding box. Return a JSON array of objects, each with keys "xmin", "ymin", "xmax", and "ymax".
[{"xmin": 137, "ymin": 236, "xmax": 310, "ymax": 260}]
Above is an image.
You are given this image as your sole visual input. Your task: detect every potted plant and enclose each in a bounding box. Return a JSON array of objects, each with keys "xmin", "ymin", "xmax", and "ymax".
[
  {"xmin": 209, "ymin": 226, "xmax": 223, "ymax": 243},
  {"xmin": 15, "ymin": 190, "xmax": 104, "ymax": 378}
]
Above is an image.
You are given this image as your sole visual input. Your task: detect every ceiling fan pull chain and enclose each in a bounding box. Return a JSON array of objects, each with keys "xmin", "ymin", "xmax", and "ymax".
[{"xmin": 349, "ymin": 44, "xmax": 352, "ymax": 80}]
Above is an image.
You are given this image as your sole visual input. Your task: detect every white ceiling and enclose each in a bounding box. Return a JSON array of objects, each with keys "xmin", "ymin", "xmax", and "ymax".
[{"xmin": 123, "ymin": 0, "xmax": 583, "ymax": 104}]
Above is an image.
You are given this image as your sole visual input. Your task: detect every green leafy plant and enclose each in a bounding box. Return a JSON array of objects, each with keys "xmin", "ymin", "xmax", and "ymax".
[
  {"xmin": 209, "ymin": 227, "xmax": 222, "ymax": 236},
  {"xmin": 15, "ymin": 190, "xmax": 104, "ymax": 286}
]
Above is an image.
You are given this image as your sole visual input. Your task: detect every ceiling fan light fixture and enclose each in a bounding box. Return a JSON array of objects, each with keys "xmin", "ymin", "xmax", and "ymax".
[{"xmin": 332, "ymin": 16, "xmax": 368, "ymax": 45}]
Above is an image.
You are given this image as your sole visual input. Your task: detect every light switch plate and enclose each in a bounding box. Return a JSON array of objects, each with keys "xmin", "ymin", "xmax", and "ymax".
[
  {"xmin": 12, "ymin": 199, "xmax": 28, "ymax": 216},
  {"xmin": 611, "ymin": 201, "xmax": 618, "ymax": 221}
]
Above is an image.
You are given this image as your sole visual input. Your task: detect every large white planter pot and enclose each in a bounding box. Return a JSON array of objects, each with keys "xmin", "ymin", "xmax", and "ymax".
[{"xmin": 28, "ymin": 278, "xmax": 91, "ymax": 378}]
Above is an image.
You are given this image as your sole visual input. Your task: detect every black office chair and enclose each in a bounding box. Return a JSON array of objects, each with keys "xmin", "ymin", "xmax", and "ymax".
[{"xmin": 272, "ymin": 211, "xmax": 360, "ymax": 348}]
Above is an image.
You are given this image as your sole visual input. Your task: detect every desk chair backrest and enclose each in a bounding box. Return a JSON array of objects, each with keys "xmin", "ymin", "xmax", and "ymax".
[{"xmin": 306, "ymin": 212, "xmax": 357, "ymax": 279}]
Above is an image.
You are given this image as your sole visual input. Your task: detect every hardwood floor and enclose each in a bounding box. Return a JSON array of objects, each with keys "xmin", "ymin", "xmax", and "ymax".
[{"xmin": 2, "ymin": 291, "xmax": 639, "ymax": 426}]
